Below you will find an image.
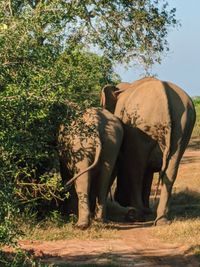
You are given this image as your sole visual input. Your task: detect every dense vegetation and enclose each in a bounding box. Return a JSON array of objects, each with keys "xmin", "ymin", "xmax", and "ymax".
[
  {"xmin": 0, "ymin": 0, "xmax": 178, "ymax": 253},
  {"xmin": 192, "ymin": 97, "xmax": 200, "ymax": 137}
]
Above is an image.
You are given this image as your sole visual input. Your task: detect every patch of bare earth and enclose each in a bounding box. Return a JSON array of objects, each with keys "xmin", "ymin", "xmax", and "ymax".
[
  {"xmin": 16, "ymin": 224, "xmax": 199, "ymax": 266},
  {"xmin": 5, "ymin": 138, "xmax": 200, "ymax": 266}
]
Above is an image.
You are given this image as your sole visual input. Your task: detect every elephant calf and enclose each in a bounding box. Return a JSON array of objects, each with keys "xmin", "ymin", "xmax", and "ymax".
[{"xmin": 58, "ymin": 108, "xmax": 123, "ymax": 229}]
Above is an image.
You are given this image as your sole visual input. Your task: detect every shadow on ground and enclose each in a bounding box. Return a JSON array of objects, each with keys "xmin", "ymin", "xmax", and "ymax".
[
  {"xmin": 188, "ymin": 137, "xmax": 200, "ymax": 150},
  {"xmin": 169, "ymin": 189, "xmax": 200, "ymax": 219},
  {"xmin": 1, "ymin": 248, "xmax": 199, "ymax": 267}
]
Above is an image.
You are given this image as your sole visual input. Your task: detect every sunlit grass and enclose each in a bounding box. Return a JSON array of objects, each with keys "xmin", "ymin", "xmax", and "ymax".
[
  {"xmin": 153, "ymin": 218, "xmax": 200, "ymax": 244},
  {"xmin": 151, "ymin": 218, "xmax": 200, "ymax": 258},
  {"xmin": 18, "ymin": 218, "xmax": 118, "ymax": 241}
]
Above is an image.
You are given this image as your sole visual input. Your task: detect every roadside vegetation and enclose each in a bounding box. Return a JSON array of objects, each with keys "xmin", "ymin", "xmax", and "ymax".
[
  {"xmin": 19, "ymin": 218, "xmax": 118, "ymax": 242},
  {"xmin": 192, "ymin": 97, "xmax": 200, "ymax": 137}
]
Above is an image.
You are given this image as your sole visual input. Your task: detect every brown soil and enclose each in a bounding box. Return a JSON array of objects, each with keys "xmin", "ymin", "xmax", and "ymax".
[
  {"xmin": 17, "ymin": 225, "xmax": 199, "ymax": 266},
  {"xmin": 4, "ymin": 138, "xmax": 200, "ymax": 266}
]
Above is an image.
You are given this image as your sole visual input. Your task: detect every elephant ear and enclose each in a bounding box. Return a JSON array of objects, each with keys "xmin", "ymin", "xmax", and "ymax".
[
  {"xmin": 116, "ymin": 82, "xmax": 131, "ymax": 91},
  {"xmin": 100, "ymin": 85, "xmax": 120, "ymax": 113}
]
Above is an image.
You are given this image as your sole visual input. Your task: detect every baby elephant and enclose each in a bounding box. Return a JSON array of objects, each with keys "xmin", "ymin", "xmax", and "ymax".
[{"xmin": 58, "ymin": 108, "xmax": 123, "ymax": 229}]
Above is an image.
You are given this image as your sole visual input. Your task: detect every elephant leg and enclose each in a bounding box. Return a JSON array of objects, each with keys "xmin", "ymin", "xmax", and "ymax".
[
  {"xmin": 142, "ymin": 170, "xmax": 154, "ymax": 212},
  {"xmin": 75, "ymin": 161, "xmax": 91, "ymax": 229},
  {"xmin": 155, "ymin": 153, "xmax": 181, "ymax": 225},
  {"xmin": 115, "ymin": 163, "xmax": 130, "ymax": 206},
  {"xmin": 129, "ymin": 169, "xmax": 146, "ymax": 221},
  {"xmin": 59, "ymin": 159, "xmax": 78, "ymax": 215},
  {"xmin": 155, "ymin": 110, "xmax": 195, "ymax": 226},
  {"xmin": 115, "ymin": 162, "xmax": 145, "ymax": 221},
  {"xmin": 115, "ymin": 128, "xmax": 152, "ymax": 219},
  {"xmin": 129, "ymin": 170, "xmax": 144, "ymax": 211},
  {"xmin": 95, "ymin": 160, "xmax": 115, "ymax": 223},
  {"xmin": 89, "ymin": 169, "xmax": 98, "ymax": 218}
]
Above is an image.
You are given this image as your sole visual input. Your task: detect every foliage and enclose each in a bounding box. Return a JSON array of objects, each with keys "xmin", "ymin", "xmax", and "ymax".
[
  {"xmin": 192, "ymin": 97, "xmax": 200, "ymax": 137},
  {"xmin": 0, "ymin": 249, "xmax": 48, "ymax": 267},
  {"xmin": 0, "ymin": 178, "xmax": 19, "ymax": 246},
  {"xmin": 0, "ymin": 0, "xmax": 178, "ymax": 249},
  {"xmin": 0, "ymin": 0, "xmax": 178, "ymax": 66}
]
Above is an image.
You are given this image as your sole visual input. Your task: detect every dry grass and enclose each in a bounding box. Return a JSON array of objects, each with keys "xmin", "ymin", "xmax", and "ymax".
[
  {"xmin": 153, "ymin": 219, "xmax": 200, "ymax": 245},
  {"xmin": 152, "ymin": 219, "xmax": 200, "ymax": 258},
  {"xmin": 19, "ymin": 219, "xmax": 118, "ymax": 241},
  {"xmin": 150, "ymin": 188, "xmax": 200, "ymax": 258}
]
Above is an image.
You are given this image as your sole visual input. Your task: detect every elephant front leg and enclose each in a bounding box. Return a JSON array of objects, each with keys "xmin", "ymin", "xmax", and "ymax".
[{"xmin": 75, "ymin": 175, "xmax": 91, "ymax": 230}]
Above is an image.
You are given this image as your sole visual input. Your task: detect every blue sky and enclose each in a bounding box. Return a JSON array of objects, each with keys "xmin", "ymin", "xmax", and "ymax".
[{"xmin": 116, "ymin": 1, "xmax": 200, "ymax": 96}]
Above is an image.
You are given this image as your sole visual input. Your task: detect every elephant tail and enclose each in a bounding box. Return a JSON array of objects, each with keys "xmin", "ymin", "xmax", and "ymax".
[
  {"xmin": 154, "ymin": 100, "xmax": 171, "ymax": 201},
  {"xmin": 64, "ymin": 142, "xmax": 102, "ymax": 190},
  {"xmin": 160, "ymin": 84, "xmax": 172, "ymax": 181}
]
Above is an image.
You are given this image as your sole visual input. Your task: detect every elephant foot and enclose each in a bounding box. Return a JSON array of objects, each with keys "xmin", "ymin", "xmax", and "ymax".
[
  {"xmin": 75, "ymin": 221, "xmax": 90, "ymax": 230},
  {"xmin": 125, "ymin": 208, "xmax": 146, "ymax": 222},
  {"xmin": 94, "ymin": 216, "xmax": 107, "ymax": 224},
  {"xmin": 154, "ymin": 217, "xmax": 171, "ymax": 226},
  {"xmin": 143, "ymin": 207, "xmax": 153, "ymax": 215},
  {"xmin": 124, "ymin": 207, "xmax": 137, "ymax": 222},
  {"xmin": 143, "ymin": 207, "xmax": 155, "ymax": 221}
]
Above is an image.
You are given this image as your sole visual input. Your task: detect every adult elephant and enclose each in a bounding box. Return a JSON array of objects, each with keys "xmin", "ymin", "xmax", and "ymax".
[
  {"xmin": 101, "ymin": 77, "xmax": 196, "ymax": 225},
  {"xmin": 58, "ymin": 108, "xmax": 123, "ymax": 229}
]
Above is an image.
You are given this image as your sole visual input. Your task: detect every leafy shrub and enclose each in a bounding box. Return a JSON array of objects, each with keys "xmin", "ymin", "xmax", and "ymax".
[
  {"xmin": 0, "ymin": 3, "xmax": 118, "ymax": 247},
  {"xmin": 192, "ymin": 97, "xmax": 200, "ymax": 137}
]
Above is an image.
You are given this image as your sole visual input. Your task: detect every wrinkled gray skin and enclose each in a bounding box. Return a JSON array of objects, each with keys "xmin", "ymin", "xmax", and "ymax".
[
  {"xmin": 58, "ymin": 108, "xmax": 123, "ymax": 229},
  {"xmin": 101, "ymin": 77, "xmax": 196, "ymax": 225}
]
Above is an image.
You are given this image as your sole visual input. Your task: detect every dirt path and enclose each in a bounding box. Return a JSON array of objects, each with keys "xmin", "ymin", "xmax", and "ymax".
[
  {"xmin": 16, "ymin": 139, "xmax": 200, "ymax": 266},
  {"xmin": 18, "ymin": 225, "xmax": 199, "ymax": 266}
]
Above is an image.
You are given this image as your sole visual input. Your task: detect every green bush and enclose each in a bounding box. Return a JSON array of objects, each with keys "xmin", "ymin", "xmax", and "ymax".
[
  {"xmin": 192, "ymin": 97, "xmax": 200, "ymax": 137},
  {"xmin": 0, "ymin": 5, "xmax": 118, "ymax": 247}
]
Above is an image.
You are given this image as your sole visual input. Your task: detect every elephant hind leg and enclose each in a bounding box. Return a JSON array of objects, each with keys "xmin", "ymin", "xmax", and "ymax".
[
  {"xmin": 142, "ymin": 170, "xmax": 154, "ymax": 210},
  {"xmin": 95, "ymin": 161, "xmax": 114, "ymax": 223},
  {"xmin": 155, "ymin": 108, "xmax": 195, "ymax": 226},
  {"xmin": 142, "ymin": 170, "xmax": 154, "ymax": 219},
  {"xmin": 114, "ymin": 166, "xmax": 131, "ymax": 207},
  {"xmin": 155, "ymin": 153, "xmax": 182, "ymax": 225},
  {"xmin": 75, "ymin": 161, "xmax": 91, "ymax": 229}
]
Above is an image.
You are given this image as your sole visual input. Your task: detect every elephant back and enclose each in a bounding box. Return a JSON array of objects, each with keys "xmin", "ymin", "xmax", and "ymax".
[
  {"xmin": 116, "ymin": 79, "xmax": 171, "ymax": 143},
  {"xmin": 115, "ymin": 78, "xmax": 172, "ymax": 174}
]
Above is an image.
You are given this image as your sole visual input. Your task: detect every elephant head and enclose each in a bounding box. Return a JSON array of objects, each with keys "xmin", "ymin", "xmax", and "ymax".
[{"xmin": 101, "ymin": 79, "xmax": 151, "ymax": 114}]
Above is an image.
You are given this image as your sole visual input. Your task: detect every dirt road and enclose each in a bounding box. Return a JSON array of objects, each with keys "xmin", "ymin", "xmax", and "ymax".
[
  {"xmin": 18, "ymin": 225, "xmax": 199, "ymax": 266},
  {"xmin": 16, "ymin": 139, "xmax": 200, "ymax": 266}
]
